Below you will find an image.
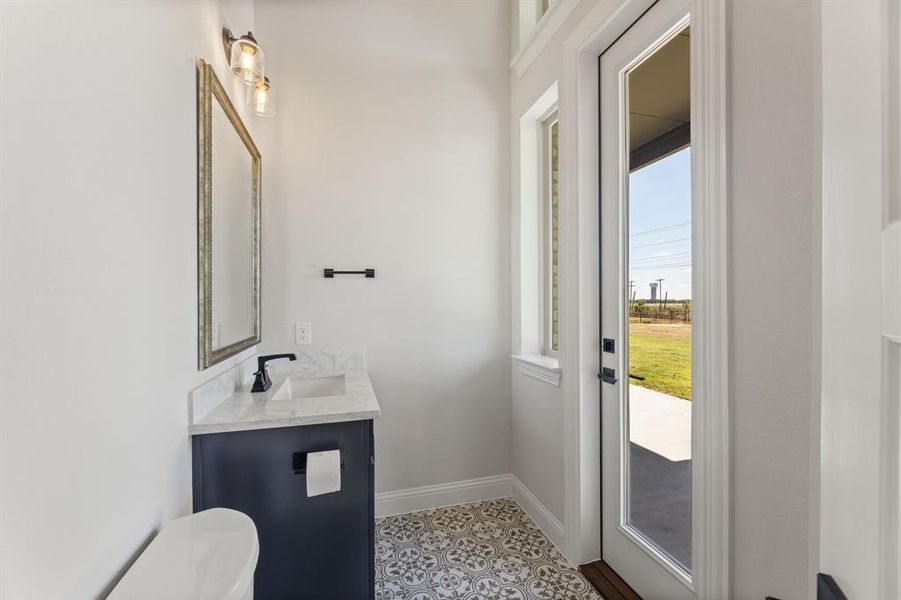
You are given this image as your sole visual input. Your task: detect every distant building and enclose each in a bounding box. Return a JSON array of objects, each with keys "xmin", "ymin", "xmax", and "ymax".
[{"xmin": 650, "ymin": 282, "xmax": 658, "ymax": 302}]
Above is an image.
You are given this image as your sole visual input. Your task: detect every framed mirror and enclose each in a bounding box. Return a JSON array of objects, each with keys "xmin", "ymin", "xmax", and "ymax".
[{"xmin": 197, "ymin": 58, "xmax": 261, "ymax": 369}]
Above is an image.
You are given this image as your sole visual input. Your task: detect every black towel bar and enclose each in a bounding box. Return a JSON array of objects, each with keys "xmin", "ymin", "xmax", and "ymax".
[{"xmin": 324, "ymin": 268, "xmax": 375, "ymax": 278}]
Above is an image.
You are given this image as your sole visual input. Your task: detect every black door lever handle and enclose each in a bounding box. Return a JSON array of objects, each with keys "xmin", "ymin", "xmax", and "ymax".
[{"xmin": 598, "ymin": 367, "xmax": 618, "ymax": 385}]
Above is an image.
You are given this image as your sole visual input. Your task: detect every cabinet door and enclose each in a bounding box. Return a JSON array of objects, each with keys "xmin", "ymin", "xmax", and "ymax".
[{"xmin": 193, "ymin": 420, "xmax": 374, "ymax": 600}]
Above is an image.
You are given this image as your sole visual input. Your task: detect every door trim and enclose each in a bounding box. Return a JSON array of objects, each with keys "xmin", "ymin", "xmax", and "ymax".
[
  {"xmin": 559, "ymin": 1, "xmax": 730, "ymax": 598},
  {"xmin": 688, "ymin": 2, "xmax": 730, "ymax": 597}
]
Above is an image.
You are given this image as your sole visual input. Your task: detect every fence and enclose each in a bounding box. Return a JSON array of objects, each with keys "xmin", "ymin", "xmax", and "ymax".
[{"xmin": 629, "ymin": 301, "xmax": 692, "ymax": 323}]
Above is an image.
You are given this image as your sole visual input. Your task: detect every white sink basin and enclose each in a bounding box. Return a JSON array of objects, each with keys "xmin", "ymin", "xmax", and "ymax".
[{"xmin": 272, "ymin": 375, "xmax": 346, "ymax": 400}]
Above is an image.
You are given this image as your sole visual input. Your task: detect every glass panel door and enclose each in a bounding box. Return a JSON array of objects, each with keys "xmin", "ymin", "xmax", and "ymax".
[{"xmin": 599, "ymin": 3, "xmax": 695, "ymax": 596}]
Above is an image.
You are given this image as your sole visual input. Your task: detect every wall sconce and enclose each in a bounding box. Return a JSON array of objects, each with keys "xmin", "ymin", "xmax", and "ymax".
[
  {"xmin": 222, "ymin": 27, "xmax": 276, "ymax": 117},
  {"xmin": 222, "ymin": 28, "xmax": 265, "ymax": 86},
  {"xmin": 247, "ymin": 77, "xmax": 277, "ymax": 117}
]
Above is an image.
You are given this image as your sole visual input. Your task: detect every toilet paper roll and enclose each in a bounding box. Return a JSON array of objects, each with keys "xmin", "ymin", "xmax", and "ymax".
[{"xmin": 306, "ymin": 450, "xmax": 341, "ymax": 497}]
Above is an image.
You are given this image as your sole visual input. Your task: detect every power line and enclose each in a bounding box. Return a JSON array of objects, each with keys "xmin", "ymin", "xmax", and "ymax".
[
  {"xmin": 630, "ymin": 236, "xmax": 691, "ymax": 250},
  {"xmin": 629, "ymin": 254, "xmax": 692, "ymax": 264},
  {"xmin": 630, "ymin": 263, "xmax": 692, "ymax": 270},
  {"xmin": 630, "ymin": 221, "xmax": 690, "ymax": 237},
  {"xmin": 629, "ymin": 251, "xmax": 692, "ymax": 263}
]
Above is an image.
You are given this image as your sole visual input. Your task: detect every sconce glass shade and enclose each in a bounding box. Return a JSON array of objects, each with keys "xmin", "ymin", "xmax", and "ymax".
[
  {"xmin": 229, "ymin": 34, "xmax": 265, "ymax": 85},
  {"xmin": 247, "ymin": 77, "xmax": 276, "ymax": 117}
]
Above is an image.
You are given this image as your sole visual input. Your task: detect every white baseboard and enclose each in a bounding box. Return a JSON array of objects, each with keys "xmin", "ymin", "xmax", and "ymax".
[
  {"xmin": 375, "ymin": 473, "xmax": 566, "ymax": 558},
  {"xmin": 375, "ymin": 474, "xmax": 513, "ymax": 518},
  {"xmin": 511, "ymin": 475, "xmax": 566, "ymax": 554}
]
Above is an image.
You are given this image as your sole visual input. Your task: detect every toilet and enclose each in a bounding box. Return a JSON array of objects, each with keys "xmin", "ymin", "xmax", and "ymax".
[{"xmin": 108, "ymin": 508, "xmax": 258, "ymax": 600}]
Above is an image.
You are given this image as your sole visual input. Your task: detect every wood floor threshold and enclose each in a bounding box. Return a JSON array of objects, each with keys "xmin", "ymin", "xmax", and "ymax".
[{"xmin": 579, "ymin": 560, "xmax": 642, "ymax": 600}]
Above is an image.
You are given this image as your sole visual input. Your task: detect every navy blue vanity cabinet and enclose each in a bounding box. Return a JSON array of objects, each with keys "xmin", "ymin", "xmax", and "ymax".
[{"xmin": 192, "ymin": 419, "xmax": 375, "ymax": 600}]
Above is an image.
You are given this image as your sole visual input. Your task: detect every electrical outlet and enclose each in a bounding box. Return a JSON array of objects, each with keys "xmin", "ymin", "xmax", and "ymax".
[{"xmin": 295, "ymin": 322, "xmax": 312, "ymax": 345}]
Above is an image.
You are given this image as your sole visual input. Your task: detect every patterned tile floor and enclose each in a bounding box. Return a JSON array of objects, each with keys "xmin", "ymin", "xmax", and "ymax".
[{"xmin": 375, "ymin": 498, "xmax": 603, "ymax": 600}]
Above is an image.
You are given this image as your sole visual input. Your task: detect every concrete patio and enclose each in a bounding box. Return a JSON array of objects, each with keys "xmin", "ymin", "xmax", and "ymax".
[{"xmin": 628, "ymin": 384, "xmax": 692, "ymax": 569}]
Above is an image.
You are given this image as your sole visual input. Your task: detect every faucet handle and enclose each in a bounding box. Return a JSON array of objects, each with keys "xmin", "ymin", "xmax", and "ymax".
[{"xmin": 256, "ymin": 353, "xmax": 298, "ymax": 373}]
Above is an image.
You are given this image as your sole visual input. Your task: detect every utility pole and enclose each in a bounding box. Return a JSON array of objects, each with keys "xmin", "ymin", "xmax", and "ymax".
[
  {"xmin": 655, "ymin": 278, "xmax": 664, "ymax": 310},
  {"xmin": 628, "ymin": 280, "xmax": 635, "ymax": 309}
]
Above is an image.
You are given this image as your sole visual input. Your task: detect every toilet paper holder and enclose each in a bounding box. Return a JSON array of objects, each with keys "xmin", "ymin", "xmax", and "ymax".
[{"xmin": 292, "ymin": 452, "xmax": 345, "ymax": 475}]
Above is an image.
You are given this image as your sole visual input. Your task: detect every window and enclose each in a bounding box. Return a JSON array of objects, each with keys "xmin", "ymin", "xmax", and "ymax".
[
  {"xmin": 538, "ymin": 0, "xmax": 559, "ymax": 20},
  {"xmin": 542, "ymin": 111, "xmax": 560, "ymax": 355},
  {"xmin": 513, "ymin": 83, "xmax": 560, "ymax": 384}
]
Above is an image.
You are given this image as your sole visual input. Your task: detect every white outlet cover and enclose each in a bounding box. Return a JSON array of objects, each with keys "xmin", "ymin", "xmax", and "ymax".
[{"xmin": 295, "ymin": 322, "xmax": 312, "ymax": 345}]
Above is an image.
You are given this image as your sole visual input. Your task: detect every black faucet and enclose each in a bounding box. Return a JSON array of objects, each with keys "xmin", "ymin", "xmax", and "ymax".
[{"xmin": 251, "ymin": 353, "xmax": 297, "ymax": 393}]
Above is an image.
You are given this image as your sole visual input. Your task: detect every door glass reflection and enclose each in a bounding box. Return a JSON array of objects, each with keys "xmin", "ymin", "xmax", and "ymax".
[{"xmin": 625, "ymin": 23, "xmax": 692, "ymax": 572}]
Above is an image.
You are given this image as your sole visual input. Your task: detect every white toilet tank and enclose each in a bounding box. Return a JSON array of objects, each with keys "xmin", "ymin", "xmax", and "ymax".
[{"xmin": 108, "ymin": 508, "xmax": 258, "ymax": 600}]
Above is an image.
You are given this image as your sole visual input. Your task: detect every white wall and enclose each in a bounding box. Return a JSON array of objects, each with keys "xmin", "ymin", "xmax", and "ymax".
[
  {"xmin": 818, "ymin": 1, "xmax": 899, "ymax": 598},
  {"xmin": 512, "ymin": 371, "xmax": 565, "ymax": 520},
  {"xmin": 730, "ymin": 2, "xmax": 820, "ymax": 597},
  {"xmin": 254, "ymin": 0, "xmax": 512, "ymax": 494},
  {"xmin": 0, "ymin": 1, "xmax": 259, "ymax": 597},
  {"xmin": 509, "ymin": 0, "xmax": 596, "ymax": 527}
]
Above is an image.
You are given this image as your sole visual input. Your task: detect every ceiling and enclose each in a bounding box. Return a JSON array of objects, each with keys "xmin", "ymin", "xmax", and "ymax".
[{"xmin": 628, "ymin": 27, "xmax": 690, "ymax": 152}]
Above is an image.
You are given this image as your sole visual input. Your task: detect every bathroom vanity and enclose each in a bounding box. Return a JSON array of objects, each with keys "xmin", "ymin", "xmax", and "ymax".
[
  {"xmin": 190, "ymin": 361, "xmax": 380, "ymax": 600},
  {"xmin": 191, "ymin": 60, "xmax": 380, "ymax": 599}
]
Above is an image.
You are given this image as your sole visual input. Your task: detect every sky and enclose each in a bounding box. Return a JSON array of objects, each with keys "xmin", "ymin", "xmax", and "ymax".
[{"xmin": 628, "ymin": 147, "xmax": 692, "ymax": 301}]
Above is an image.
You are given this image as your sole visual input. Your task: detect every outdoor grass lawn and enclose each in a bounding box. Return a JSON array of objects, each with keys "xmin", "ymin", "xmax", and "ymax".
[{"xmin": 629, "ymin": 321, "xmax": 692, "ymax": 400}]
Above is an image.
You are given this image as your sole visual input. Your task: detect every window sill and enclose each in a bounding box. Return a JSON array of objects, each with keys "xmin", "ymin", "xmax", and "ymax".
[
  {"xmin": 510, "ymin": 0, "xmax": 581, "ymax": 79},
  {"xmin": 512, "ymin": 354, "xmax": 561, "ymax": 386}
]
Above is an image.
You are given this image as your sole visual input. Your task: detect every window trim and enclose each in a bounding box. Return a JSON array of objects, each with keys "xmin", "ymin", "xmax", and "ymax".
[
  {"xmin": 538, "ymin": 0, "xmax": 555, "ymax": 21},
  {"xmin": 512, "ymin": 354, "xmax": 561, "ymax": 387},
  {"xmin": 511, "ymin": 0, "xmax": 581, "ymax": 79},
  {"xmin": 516, "ymin": 82, "xmax": 560, "ymax": 385},
  {"xmin": 540, "ymin": 108, "xmax": 560, "ymax": 358}
]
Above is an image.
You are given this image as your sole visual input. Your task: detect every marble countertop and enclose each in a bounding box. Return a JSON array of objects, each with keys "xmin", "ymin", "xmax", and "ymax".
[{"xmin": 189, "ymin": 368, "xmax": 380, "ymax": 436}]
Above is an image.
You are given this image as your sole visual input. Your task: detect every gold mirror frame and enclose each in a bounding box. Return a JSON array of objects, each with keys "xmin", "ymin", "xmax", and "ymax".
[{"xmin": 197, "ymin": 58, "xmax": 261, "ymax": 369}]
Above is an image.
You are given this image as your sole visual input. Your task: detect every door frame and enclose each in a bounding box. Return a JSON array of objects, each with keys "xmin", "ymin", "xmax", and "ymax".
[
  {"xmin": 558, "ymin": 1, "xmax": 730, "ymax": 598},
  {"xmin": 818, "ymin": 1, "xmax": 901, "ymax": 597}
]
